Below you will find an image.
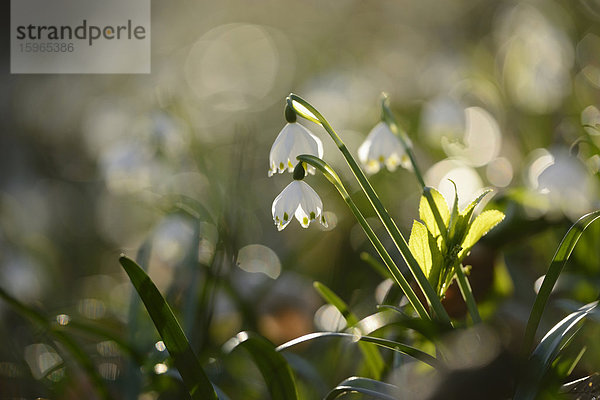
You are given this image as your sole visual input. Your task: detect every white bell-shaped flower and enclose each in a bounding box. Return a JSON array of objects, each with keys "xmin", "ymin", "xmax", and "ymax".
[
  {"xmin": 268, "ymin": 123, "xmax": 323, "ymax": 177},
  {"xmin": 272, "ymin": 180, "xmax": 327, "ymax": 231},
  {"xmin": 358, "ymin": 122, "xmax": 412, "ymax": 174}
]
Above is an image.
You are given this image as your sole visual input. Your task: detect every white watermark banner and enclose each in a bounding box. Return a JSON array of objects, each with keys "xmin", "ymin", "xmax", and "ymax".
[{"xmin": 11, "ymin": 0, "xmax": 150, "ymax": 74}]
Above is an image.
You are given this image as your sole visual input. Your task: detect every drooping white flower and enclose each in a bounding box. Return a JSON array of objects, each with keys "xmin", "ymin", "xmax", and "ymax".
[
  {"xmin": 268, "ymin": 123, "xmax": 323, "ymax": 177},
  {"xmin": 358, "ymin": 122, "xmax": 412, "ymax": 174},
  {"xmin": 272, "ymin": 180, "xmax": 327, "ymax": 231}
]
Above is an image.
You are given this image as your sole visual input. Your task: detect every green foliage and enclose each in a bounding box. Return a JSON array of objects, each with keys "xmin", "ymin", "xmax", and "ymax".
[
  {"xmin": 459, "ymin": 210, "xmax": 506, "ymax": 260},
  {"xmin": 325, "ymin": 377, "xmax": 401, "ymax": 400},
  {"xmin": 119, "ymin": 256, "xmax": 218, "ymax": 400},
  {"xmin": 515, "ymin": 301, "xmax": 599, "ymax": 400},
  {"xmin": 313, "ymin": 281, "xmax": 385, "ymax": 379},
  {"xmin": 224, "ymin": 332, "xmax": 298, "ymax": 400},
  {"xmin": 410, "ymin": 187, "xmax": 505, "ymax": 297},
  {"xmin": 408, "ymin": 220, "xmax": 444, "ymax": 287},
  {"xmin": 419, "ymin": 186, "xmax": 450, "ymax": 239},
  {"xmin": 277, "ymin": 331, "xmax": 442, "ymax": 369},
  {"xmin": 522, "ymin": 210, "xmax": 600, "ymax": 354}
]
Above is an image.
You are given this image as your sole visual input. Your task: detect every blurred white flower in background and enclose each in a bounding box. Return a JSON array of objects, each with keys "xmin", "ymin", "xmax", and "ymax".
[
  {"xmin": 486, "ymin": 157, "xmax": 514, "ymax": 188},
  {"xmin": 298, "ymin": 71, "xmax": 378, "ymax": 128},
  {"xmin": 441, "ymin": 107, "xmax": 501, "ymax": 168},
  {"xmin": 420, "ymin": 96, "xmax": 466, "ymax": 147},
  {"xmin": 581, "ymin": 105, "xmax": 600, "ymax": 135},
  {"xmin": 237, "ymin": 244, "xmax": 281, "ymax": 280},
  {"xmin": 184, "ymin": 23, "xmax": 294, "ymax": 117},
  {"xmin": 268, "ymin": 123, "xmax": 323, "ymax": 177},
  {"xmin": 534, "ymin": 149, "xmax": 598, "ymax": 220},
  {"xmin": 425, "ymin": 159, "xmax": 486, "ymax": 211},
  {"xmin": 272, "ymin": 180, "xmax": 326, "ymax": 231},
  {"xmin": 358, "ymin": 122, "xmax": 411, "ymax": 174},
  {"xmin": 496, "ymin": 4, "xmax": 574, "ymax": 114}
]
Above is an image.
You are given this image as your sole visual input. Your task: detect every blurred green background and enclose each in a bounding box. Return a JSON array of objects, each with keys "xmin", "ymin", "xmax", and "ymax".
[{"xmin": 2, "ymin": 0, "xmax": 600, "ymax": 398}]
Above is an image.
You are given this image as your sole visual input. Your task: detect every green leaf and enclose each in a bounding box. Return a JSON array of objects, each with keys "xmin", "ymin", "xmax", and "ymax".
[
  {"xmin": 458, "ymin": 209, "xmax": 505, "ymax": 259},
  {"xmin": 452, "ymin": 190, "xmax": 492, "ymax": 245},
  {"xmin": 408, "ymin": 221, "xmax": 443, "ymax": 287},
  {"xmin": 375, "ymin": 305, "xmax": 451, "ymax": 341},
  {"xmin": 119, "ymin": 255, "xmax": 217, "ymax": 400},
  {"xmin": 553, "ymin": 346, "xmax": 586, "ymax": 379},
  {"xmin": 447, "ymin": 180, "xmax": 461, "ymax": 240},
  {"xmin": 522, "ymin": 210, "xmax": 600, "ymax": 354},
  {"xmin": 515, "ymin": 301, "xmax": 598, "ymax": 400},
  {"xmin": 408, "ymin": 221, "xmax": 432, "ymax": 277},
  {"xmin": 224, "ymin": 331, "xmax": 298, "ymax": 400},
  {"xmin": 427, "ymin": 230, "xmax": 444, "ymax": 288},
  {"xmin": 277, "ymin": 332, "xmax": 443, "ymax": 370},
  {"xmin": 325, "ymin": 377, "xmax": 402, "ymax": 400},
  {"xmin": 313, "ymin": 282, "xmax": 385, "ymax": 379},
  {"xmin": 419, "ymin": 187, "xmax": 450, "ymax": 238},
  {"xmin": 460, "ymin": 189, "xmax": 492, "ymax": 219},
  {"xmin": 313, "ymin": 282, "xmax": 355, "ymax": 326}
]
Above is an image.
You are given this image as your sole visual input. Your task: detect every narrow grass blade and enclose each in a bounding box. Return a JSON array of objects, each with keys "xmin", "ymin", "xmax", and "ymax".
[
  {"xmin": 325, "ymin": 376, "xmax": 402, "ymax": 400},
  {"xmin": 314, "ymin": 282, "xmax": 385, "ymax": 379},
  {"xmin": 515, "ymin": 301, "xmax": 598, "ymax": 400},
  {"xmin": 123, "ymin": 240, "xmax": 152, "ymax": 400},
  {"xmin": 313, "ymin": 282, "xmax": 357, "ymax": 325},
  {"xmin": 522, "ymin": 210, "xmax": 600, "ymax": 354},
  {"xmin": 119, "ymin": 255, "xmax": 217, "ymax": 400},
  {"xmin": 224, "ymin": 331, "xmax": 298, "ymax": 400},
  {"xmin": 277, "ymin": 332, "xmax": 442, "ymax": 370}
]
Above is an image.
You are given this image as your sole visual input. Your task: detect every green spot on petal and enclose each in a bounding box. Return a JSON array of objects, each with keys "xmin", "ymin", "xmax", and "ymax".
[
  {"xmin": 303, "ymin": 217, "xmax": 308, "ymax": 225},
  {"xmin": 279, "ymin": 162, "xmax": 284, "ymax": 170},
  {"xmin": 310, "ymin": 211, "xmax": 315, "ymax": 220},
  {"xmin": 283, "ymin": 212, "xmax": 289, "ymax": 221}
]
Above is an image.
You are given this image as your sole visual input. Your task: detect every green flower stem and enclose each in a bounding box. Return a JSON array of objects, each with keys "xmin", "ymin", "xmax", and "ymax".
[
  {"xmin": 290, "ymin": 94, "xmax": 450, "ymax": 326},
  {"xmin": 297, "ymin": 155, "xmax": 430, "ymax": 320},
  {"xmin": 381, "ymin": 94, "xmax": 481, "ymax": 323},
  {"xmin": 453, "ymin": 262, "xmax": 481, "ymax": 323},
  {"xmin": 380, "ymin": 94, "xmax": 427, "ymax": 190}
]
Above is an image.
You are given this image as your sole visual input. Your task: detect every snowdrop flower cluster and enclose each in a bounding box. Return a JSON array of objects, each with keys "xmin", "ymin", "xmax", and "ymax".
[
  {"xmin": 358, "ymin": 121, "xmax": 412, "ymax": 174},
  {"xmin": 269, "ymin": 104, "xmax": 327, "ymax": 231}
]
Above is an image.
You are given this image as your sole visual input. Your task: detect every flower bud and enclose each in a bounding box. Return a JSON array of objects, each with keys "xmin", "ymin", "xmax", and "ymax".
[
  {"xmin": 285, "ymin": 103, "xmax": 297, "ymax": 123},
  {"xmin": 293, "ymin": 162, "xmax": 306, "ymax": 180}
]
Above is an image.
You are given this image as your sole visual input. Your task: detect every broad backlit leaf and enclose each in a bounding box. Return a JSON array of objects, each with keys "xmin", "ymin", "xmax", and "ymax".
[
  {"xmin": 459, "ymin": 210, "xmax": 505, "ymax": 259},
  {"xmin": 419, "ymin": 187, "xmax": 450, "ymax": 238},
  {"xmin": 409, "ymin": 220, "xmax": 432, "ymax": 277}
]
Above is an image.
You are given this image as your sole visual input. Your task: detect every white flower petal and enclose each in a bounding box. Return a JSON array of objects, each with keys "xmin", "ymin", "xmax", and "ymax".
[
  {"xmin": 268, "ymin": 123, "xmax": 323, "ymax": 177},
  {"xmin": 294, "ymin": 181, "xmax": 323, "ymax": 228},
  {"xmin": 358, "ymin": 122, "xmax": 408, "ymax": 174},
  {"xmin": 271, "ymin": 180, "xmax": 327, "ymax": 230},
  {"xmin": 272, "ymin": 181, "xmax": 303, "ymax": 230}
]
